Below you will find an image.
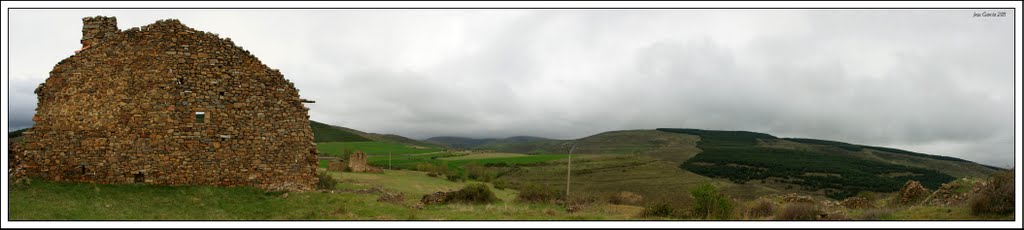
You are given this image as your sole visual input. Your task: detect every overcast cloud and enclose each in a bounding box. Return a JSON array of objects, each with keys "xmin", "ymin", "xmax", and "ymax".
[{"xmin": 5, "ymin": 9, "xmax": 1015, "ymax": 167}]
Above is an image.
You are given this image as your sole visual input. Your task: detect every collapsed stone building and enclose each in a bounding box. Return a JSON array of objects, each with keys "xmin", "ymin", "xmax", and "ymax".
[{"xmin": 14, "ymin": 16, "xmax": 318, "ymax": 191}]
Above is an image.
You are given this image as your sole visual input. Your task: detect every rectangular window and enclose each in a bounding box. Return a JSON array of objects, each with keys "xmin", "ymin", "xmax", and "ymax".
[{"xmin": 195, "ymin": 111, "xmax": 206, "ymax": 123}]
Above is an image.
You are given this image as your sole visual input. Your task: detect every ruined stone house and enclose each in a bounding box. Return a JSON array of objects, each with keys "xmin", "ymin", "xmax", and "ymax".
[{"xmin": 15, "ymin": 16, "xmax": 318, "ymax": 191}]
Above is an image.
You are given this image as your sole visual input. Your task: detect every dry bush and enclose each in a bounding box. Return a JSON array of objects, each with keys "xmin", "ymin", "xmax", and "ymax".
[
  {"xmin": 746, "ymin": 200, "xmax": 776, "ymax": 219},
  {"xmin": 857, "ymin": 208, "xmax": 894, "ymax": 220},
  {"xmin": 315, "ymin": 171, "xmax": 338, "ymax": 190},
  {"xmin": 492, "ymin": 179, "xmax": 511, "ymax": 190},
  {"xmin": 444, "ymin": 183, "xmax": 498, "ymax": 204},
  {"xmin": 464, "ymin": 163, "xmax": 494, "ymax": 182},
  {"xmin": 609, "ymin": 191, "xmax": 644, "ymax": 205},
  {"xmin": 819, "ymin": 211, "xmax": 851, "ymax": 220},
  {"xmin": 775, "ymin": 202, "xmax": 820, "ymax": 220},
  {"xmin": 566, "ymin": 192, "xmax": 605, "ymax": 213},
  {"xmin": 970, "ymin": 169, "xmax": 1015, "ymax": 216},
  {"xmin": 641, "ymin": 202, "xmax": 677, "ymax": 218},
  {"xmin": 636, "ymin": 194, "xmax": 694, "ymax": 219},
  {"xmin": 516, "ymin": 183, "xmax": 562, "ymax": 204}
]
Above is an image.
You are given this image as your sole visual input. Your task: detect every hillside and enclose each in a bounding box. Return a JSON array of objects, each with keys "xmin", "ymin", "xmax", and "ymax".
[
  {"xmin": 310, "ymin": 120, "xmax": 373, "ymax": 142},
  {"xmin": 8, "ymin": 127, "xmax": 29, "ymax": 138},
  {"xmin": 436, "ymin": 128, "xmax": 998, "ymax": 200},
  {"xmin": 460, "ymin": 128, "xmax": 997, "ymax": 180},
  {"xmin": 656, "ymin": 128, "xmax": 997, "ymax": 199},
  {"xmin": 310, "ymin": 120, "xmax": 443, "ymax": 149},
  {"xmin": 424, "ymin": 136, "xmax": 497, "ymax": 149},
  {"xmin": 425, "ymin": 136, "xmax": 559, "ymax": 152}
]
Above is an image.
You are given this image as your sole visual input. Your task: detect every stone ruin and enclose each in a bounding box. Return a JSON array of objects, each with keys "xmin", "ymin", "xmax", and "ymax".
[
  {"xmin": 839, "ymin": 197, "xmax": 872, "ymax": 209},
  {"xmin": 778, "ymin": 193, "xmax": 816, "ymax": 203},
  {"xmin": 924, "ymin": 179, "xmax": 983, "ymax": 206},
  {"xmin": 896, "ymin": 180, "xmax": 930, "ymax": 205},
  {"xmin": 327, "ymin": 160, "xmax": 348, "ymax": 172},
  {"xmin": 346, "ymin": 151, "xmax": 382, "ymax": 173},
  {"xmin": 13, "ymin": 16, "xmax": 318, "ymax": 191}
]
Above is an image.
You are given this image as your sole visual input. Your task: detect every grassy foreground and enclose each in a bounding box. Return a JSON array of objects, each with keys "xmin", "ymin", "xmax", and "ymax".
[{"xmin": 7, "ymin": 170, "xmax": 640, "ymax": 220}]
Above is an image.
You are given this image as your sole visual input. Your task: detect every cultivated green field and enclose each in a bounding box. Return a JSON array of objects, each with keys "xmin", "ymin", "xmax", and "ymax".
[
  {"xmin": 317, "ymin": 141, "xmax": 442, "ymax": 156},
  {"xmin": 362, "ymin": 152, "xmax": 570, "ymax": 175}
]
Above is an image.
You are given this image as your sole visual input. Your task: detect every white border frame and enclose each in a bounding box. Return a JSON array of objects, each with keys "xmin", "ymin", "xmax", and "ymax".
[{"xmin": 2, "ymin": 1, "xmax": 1020, "ymax": 229}]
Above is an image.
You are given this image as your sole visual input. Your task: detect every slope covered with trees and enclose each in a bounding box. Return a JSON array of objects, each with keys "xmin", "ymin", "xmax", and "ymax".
[{"xmin": 658, "ymin": 128, "xmax": 957, "ymax": 199}]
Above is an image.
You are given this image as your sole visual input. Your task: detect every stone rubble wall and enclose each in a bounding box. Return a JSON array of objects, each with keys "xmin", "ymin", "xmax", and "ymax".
[
  {"xmin": 18, "ymin": 16, "xmax": 317, "ymax": 191},
  {"xmin": 347, "ymin": 151, "xmax": 382, "ymax": 173}
]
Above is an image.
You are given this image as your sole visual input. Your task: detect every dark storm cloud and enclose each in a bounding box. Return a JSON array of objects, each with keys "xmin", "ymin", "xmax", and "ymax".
[{"xmin": 4, "ymin": 10, "xmax": 1015, "ymax": 166}]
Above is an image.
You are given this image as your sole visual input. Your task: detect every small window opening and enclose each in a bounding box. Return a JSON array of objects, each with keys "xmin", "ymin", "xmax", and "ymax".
[
  {"xmin": 80, "ymin": 165, "xmax": 86, "ymax": 174},
  {"xmin": 218, "ymin": 91, "xmax": 225, "ymax": 96},
  {"xmin": 195, "ymin": 111, "xmax": 206, "ymax": 123},
  {"xmin": 133, "ymin": 172, "xmax": 145, "ymax": 184}
]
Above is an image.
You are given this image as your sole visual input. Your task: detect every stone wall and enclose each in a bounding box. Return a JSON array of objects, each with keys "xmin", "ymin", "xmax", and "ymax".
[
  {"xmin": 17, "ymin": 16, "xmax": 317, "ymax": 191},
  {"xmin": 347, "ymin": 151, "xmax": 382, "ymax": 173}
]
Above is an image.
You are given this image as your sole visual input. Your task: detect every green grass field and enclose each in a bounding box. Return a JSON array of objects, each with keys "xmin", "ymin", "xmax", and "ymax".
[
  {"xmin": 8, "ymin": 171, "xmax": 642, "ymax": 220},
  {"xmin": 364, "ymin": 152, "xmax": 462, "ymax": 171},
  {"xmin": 329, "ymin": 170, "xmax": 518, "ymax": 201},
  {"xmin": 9, "ymin": 163, "xmax": 1011, "ymax": 220},
  {"xmin": 317, "ymin": 141, "xmax": 442, "ymax": 156},
  {"xmin": 440, "ymin": 154, "xmax": 569, "ymax": 167},
  {"xmin": 360, "ymin": 152, "xmax": 570, "ymax": 175}
]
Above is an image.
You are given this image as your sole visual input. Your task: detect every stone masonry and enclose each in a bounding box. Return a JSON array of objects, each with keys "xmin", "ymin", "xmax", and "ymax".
[
  {"xmin": 16, "ymin": 16, "xmax": 318, "ymax": 191},
  {"xmin": 347, "ymin": 151, "xmax": 382, "ymax": 173}
]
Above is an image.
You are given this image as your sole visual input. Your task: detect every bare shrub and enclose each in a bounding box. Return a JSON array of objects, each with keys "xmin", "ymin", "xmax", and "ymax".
[
  {"xmin": 315, "ymin": 171, "xmax": 338, "ymax": 190},
  {"xmin": 464, "ymin": 162, "xmax": 493, "ymax": 182},
  {"xmin": 566, "ymin": 192, "xmax": 604, "ymax": 213},
  {"xmin": 493, "ymin": 179, "xmax": 510, "ymax": 190},
  {"xmin": 609, "ymin": 191, "xmax": 644, "ymax": 205},
  {"xmin": 970, "ymin": 169, "xmax": 1015, "ymax": 216},
  {"xmin": 641, "ymin": 199, "xmax": 688, "ymax": 218},
  {"xmin": 776, "ymin": 202, "xmax": 820, "ymax": 220},
  {"xmin": 444, "ymin": 183, "xmax": 498, "ymax": 204},
  {"xmin": 746, "ymin": 200, "xmax": 776, "ymax": 219},
  {"xmin": 819, "ymin": 211, "xmax": 851, "ymax": 220},
  {"xmin": 516, "ymin": 183, "xmax": 562, "ymax": 203},
  {"xmin": 857, "ymin": 208, "xmax": 894, "ymax": 220}
]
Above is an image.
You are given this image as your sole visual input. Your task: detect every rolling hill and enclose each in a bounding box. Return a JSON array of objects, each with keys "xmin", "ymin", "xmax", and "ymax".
[
  {"xmin": 424, "ymin": 136, "xmax": 560, "ymax": 152},
  {"xmin": 309, "ymin": 120, "xmax": 444, "ymax": 149},
  {"xmin": 309, "ymin": 120, "xmax": 373, "ymax": 142},
  {"xmin": 437, "ymin": 127, "xmax": 1000, "ymax": 200},
  {"xmin": 8, "ymin": 127, "xmax": 29, "ymax": 138}
]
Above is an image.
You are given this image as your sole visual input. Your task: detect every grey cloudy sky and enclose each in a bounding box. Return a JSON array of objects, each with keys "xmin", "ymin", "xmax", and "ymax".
[{"xmin": 5, "ymin": 9, "xmax": 1016, "ymax": 167}]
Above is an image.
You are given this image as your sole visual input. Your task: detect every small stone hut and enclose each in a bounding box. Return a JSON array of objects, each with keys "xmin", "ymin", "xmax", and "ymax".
[{"xmin": 15, "ymin": 16, "xmax": 318, "ymax": 191}]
